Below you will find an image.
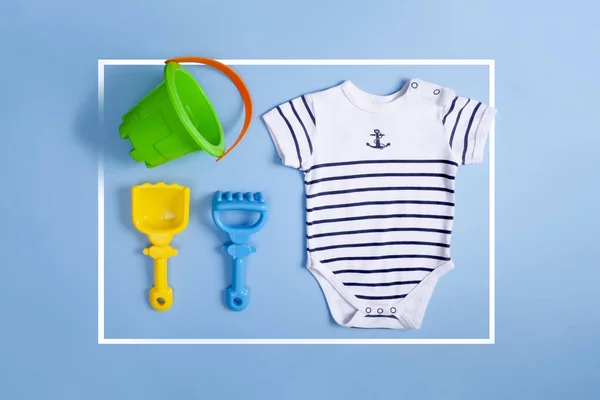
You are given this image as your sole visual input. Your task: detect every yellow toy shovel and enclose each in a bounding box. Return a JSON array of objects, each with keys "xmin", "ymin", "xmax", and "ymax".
[{"xmin": 131, "ymin": 182, "xmax": 190, "ymax": 311}]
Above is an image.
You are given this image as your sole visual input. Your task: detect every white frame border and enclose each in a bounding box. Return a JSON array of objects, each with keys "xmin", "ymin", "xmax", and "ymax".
[{"xmin": 98, "ymin": 59, "xmax": 495, "ymax": 345}]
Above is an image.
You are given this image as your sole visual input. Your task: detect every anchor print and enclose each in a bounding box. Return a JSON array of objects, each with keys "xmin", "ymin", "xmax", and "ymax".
[{"xmin": 366, "ymin": 129, "xmax": 390, "ymax": 150}]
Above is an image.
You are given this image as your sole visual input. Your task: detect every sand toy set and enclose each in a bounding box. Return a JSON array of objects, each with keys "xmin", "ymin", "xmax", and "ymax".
[{"xmin": 123, "ymin": 57, "xmax": 264, "ymax": 312}]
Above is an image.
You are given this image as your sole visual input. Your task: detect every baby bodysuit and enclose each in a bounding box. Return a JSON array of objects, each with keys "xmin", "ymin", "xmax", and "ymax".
[{"xmin": 262, "ymin": 78, "xmax": 496, "ymax": 329}]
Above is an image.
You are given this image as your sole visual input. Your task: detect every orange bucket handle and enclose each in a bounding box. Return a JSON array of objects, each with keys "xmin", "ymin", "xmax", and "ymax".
[{"xmin": 165, "ymin": 57, "xmax": 252, "ymax": 162}]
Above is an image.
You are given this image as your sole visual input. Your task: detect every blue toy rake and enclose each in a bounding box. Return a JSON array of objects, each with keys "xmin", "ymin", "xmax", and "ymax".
[{"xmin": 212, "ymin": 191, "xmax": 268, "ymax": 311}]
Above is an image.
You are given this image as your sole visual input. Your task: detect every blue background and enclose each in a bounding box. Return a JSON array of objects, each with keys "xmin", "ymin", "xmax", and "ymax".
[{"xmin": 1, "ymin": 0, "xmax": 599, "ymax": 399}]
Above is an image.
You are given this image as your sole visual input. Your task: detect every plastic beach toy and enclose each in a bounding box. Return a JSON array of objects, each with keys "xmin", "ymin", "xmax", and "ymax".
[
  {"xmin": 212, "ymin": 191, "xmax": 268, "ymax": 311},
  {"xmin": 119, "ymin": 56, "xmax": 253, "ymax": 168},
  {"xmin": 132, "ymin": 183, "xmax": 190, "ymax": 311}
]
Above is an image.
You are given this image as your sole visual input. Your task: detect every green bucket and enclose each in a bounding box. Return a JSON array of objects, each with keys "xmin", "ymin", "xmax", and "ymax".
[
  {"xmin": 119, "ymin": 58, "xmax": 252, "ymax": 168},
  {"xmin": 119, "ymin": 62, "xmax": 223, "ymax": 168}
]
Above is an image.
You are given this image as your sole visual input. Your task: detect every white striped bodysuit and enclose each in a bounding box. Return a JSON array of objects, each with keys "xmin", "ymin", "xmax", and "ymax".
[{"xmin": 263, "ymin": 78, "xmax": 496, "ymax": 329}]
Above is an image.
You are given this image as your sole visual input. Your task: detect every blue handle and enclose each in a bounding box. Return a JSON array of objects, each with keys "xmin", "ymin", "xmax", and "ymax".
[
  {"xmin": 223, "ymin": 244, "xmax": 255, "ymax": 311},
  {"xmin": 226, "ymin": 257, "xmax": 249, "ymax": 311}
]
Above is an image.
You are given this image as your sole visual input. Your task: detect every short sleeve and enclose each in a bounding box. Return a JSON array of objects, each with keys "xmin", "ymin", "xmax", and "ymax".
[
  {"xmin": 262, "ymin": 93, "xmax": 316, "ymax": 170},
  {"xmin": 439, "ymin": 90, "xmax": 497, "ymax": 165}
]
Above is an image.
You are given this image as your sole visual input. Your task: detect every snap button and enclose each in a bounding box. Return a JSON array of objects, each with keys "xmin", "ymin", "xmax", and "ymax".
[
  {"xmin": 411, "ymin": 82, "xmax": 418, "ymax": 89},
  {"xmin": 365, "ymin": 307, "xmax": 371, "ymax": 313},
  {"xmin": 377, "ymin": 308, "xmax": 383, "ymax": 314},
  {"xmin": 433, "ymin": 89, "xmax": 440, "ymax": 95},
  {"xmin": 390, "ymin": 307, "xmax": 397, "ymax": 313}
]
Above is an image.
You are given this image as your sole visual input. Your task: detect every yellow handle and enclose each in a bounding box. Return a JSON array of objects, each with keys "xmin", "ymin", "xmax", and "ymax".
[{"xmin": 143, "ymin": 245, "xmax": 177, "ymax": 311}]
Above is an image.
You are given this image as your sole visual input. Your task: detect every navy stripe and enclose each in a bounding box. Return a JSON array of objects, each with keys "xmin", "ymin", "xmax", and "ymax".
[
  {"xmin": 365, "ymin": 315, "xmax": 397, "ymax": 319},
  {"xmin": 301, "ymin": 95, "xmax": 315, "ymax": 124},
  {"xmin": 289, "ymin": 100, "xmax": 313, "ymax": 154},
  {"xmin": 449, "ymin": 99, "xmax": 471, "ymax": 148},
  {"xmin": 306, "ymin": 172, "xmax": 455, "ymax": 185},
  {"xmin": 356, "ymin": 294, "xmax": 408, "ymax": 300},
  {"xmin": 307, "ymin": 200, "xmax": 455, "ymax": 212},
  {"xmin": 307, "ymin": 213, "xmax": 453, "ymax": 226},
  {"xmin": 343, "ymin": 280, "xmax": 421, "ymax": 287},
  {"xmin": 309, "ymin": 241, "xmax": 449, "ymax": 252},
  {"xmin": 333, "ymin": 267, "xmax": 434, "ymax": 274},
  {"xmin": 307, "ymin": 227, "xmax": 452, "ymax": 240},
  {"xmin": 442, "ymin": 96, "xmax": 458, "ymax": 124},
  {"xmin": 322, "ymin": 255, "xmax": 451, "ymax": 264},
  {"xmin": 276, "ymin": 106, "xmax": 302, "ymax": 167},
  {"xmin": 307, "ymin": 186, "xmax": 454, "ymax": 199},
  {"xmin": 461, "ymin": 102, "xmax": 482, "ymax": 165},
  {"xmin": 305, "ymin": 159, "xmax": 458, "ymax": 173}
]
